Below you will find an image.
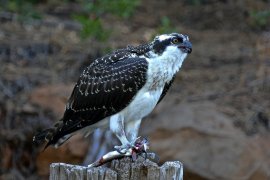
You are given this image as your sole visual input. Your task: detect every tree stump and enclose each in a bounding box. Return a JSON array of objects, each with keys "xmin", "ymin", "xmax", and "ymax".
[{"xmin": 49, "ymin": 155, "xmax": 183, "ymax": 180}]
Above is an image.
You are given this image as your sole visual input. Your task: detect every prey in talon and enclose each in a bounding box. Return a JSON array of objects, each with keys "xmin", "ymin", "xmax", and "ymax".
[
  {"xmin": 131, "ymin": 137, "xmax": 149, "ymax": 161},
  {"xmin": 88, "ymin": 137, "xmax": 150, "ymax": 167},
  {"xmin": 33, "ymin": 33, "xmax": 192, "ymax": 166}
]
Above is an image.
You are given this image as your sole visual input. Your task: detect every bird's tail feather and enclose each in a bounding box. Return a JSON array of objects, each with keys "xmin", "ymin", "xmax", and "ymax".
[
  {"xmin": 53, "ymin": 134, "xmax": 72, "ymax": 148},
  {"xmin": 33, "ymin": 119, "xmax": 68, "ymax": 150},
  {"xmin": 33, "ymin": 128, "xmax": 56, "ymax": 150}
]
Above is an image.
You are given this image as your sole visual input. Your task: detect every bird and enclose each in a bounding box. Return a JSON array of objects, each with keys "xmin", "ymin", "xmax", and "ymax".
[{"xmin": 33, "ymin": 32, "xmax": 192, "ymax": 154}]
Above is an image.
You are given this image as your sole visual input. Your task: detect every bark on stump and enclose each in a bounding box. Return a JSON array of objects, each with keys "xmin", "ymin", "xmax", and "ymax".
[{"xmin": 49, "ymin": 156, "xmax": 183, "ymax": 180}]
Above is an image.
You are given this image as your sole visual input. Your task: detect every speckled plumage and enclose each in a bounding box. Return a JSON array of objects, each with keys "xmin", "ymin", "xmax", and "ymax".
[{"xmin": 33, "ymin": 33, "xmax": 192, "ymax": 149}]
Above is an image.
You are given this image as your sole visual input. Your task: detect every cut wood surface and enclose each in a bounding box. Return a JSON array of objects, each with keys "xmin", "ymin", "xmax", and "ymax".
[{"xmin": 49, "ymin": 155, "xmax": 183, "ymax": 180}]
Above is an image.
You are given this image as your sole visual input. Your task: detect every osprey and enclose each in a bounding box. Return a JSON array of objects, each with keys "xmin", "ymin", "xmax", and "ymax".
[{"xmin": 33, "ymin": 33, "xmax": 192, "ymax": 154}]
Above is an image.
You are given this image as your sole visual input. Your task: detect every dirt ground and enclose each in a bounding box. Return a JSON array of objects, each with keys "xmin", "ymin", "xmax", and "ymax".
[{"xmin": 0, "ymin": 0, "xmax": 269, "ymax": 179}]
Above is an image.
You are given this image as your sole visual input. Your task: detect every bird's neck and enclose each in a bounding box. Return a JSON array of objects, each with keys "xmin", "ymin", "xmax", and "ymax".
[{"xmin": 147, "ymin": 49, "xmax": 187, "ymax": 83}]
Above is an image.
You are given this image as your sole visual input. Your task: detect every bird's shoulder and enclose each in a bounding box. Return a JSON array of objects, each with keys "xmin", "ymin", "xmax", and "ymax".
[
  {"xmin": 88, "ymin": 43, "xmax": 152, "ymax": 69},
  {"xmin": 157, "ymin": 75, "xmax": 176, "ymax": 104},
  {"xmin": 63, "ymin": 47, "xmax": 150, "ymax": 120}
]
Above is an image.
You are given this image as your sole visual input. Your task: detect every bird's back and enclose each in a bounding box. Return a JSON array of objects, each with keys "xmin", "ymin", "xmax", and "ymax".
[{"xmin": 33, "ymin": 47, "xmax": 150, "ymax": 148}]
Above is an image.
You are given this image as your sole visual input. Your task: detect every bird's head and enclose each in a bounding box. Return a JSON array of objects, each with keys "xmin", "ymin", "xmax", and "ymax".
[{"xmin": 151, "ymin": 33, "xmax": 192, "ymax": 56}]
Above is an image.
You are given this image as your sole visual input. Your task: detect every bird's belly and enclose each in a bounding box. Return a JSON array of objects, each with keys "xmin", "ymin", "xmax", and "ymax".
[{"xmin": 121, "ymin": 87, "xmax": 163, "ymax": 121}]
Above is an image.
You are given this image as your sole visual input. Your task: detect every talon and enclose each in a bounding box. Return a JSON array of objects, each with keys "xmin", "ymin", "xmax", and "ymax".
[
  {"xmin": 114, "ymin": 143, "xmax": 132, "ymax": 154},
  {"xmin": 113, "ymin": 137, "xmax": 149, "ymax": 158},
  {"xmin": 131, "ymin": 150, "xmax": 137, "ymax": 161},
  {"xmin": 116, "ymin": 149, "xmax": 126, "ymax": 154},
  {"xmin": 133, "ymin": 137, "xmax": 149, "ymax": 153},
  {"xmin": 144, "ymin": 151, "xmax": 147, "ymax": 160},
  {"xmin": 114, "ymin": 146, "xmax": 127, "ymax": 154}
]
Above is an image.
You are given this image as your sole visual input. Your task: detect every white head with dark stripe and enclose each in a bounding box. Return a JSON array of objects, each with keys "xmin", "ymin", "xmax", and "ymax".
[
  {"xmin": 151, "ymin": 33, "xmax": 192, "ymax": 55},
  {"xmin": 146, "ymin": 33, "xmax": 192, "ymax": 73}
]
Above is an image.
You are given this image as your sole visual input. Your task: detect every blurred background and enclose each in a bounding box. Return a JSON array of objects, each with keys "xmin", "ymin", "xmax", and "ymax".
[{"xmin": 0, "ymin": 0, "xmax": 270, "ymax": 179}]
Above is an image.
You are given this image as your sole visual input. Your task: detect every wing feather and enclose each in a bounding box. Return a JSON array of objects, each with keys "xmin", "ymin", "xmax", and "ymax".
[
  {"xmin": 49, "ymin": 54, "xmax": 148, "ymax": 144},
  {"xmin": 157, "ymin": 75, "xmax": 175, "ymax": 104}
]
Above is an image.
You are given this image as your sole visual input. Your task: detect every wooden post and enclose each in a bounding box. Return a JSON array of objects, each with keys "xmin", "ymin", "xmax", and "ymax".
[{"xmin": 49, "ymin": 155, "xmax": 183, "ymax": 180}]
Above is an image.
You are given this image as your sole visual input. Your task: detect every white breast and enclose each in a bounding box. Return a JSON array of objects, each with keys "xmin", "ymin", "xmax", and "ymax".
[
  {"xmin": 120, "ymin": 46, "xmax": 187, "ymax": 122},
  {"xmin": 120, "ymin": 85, "xmax": 163, "ymax": 122}
]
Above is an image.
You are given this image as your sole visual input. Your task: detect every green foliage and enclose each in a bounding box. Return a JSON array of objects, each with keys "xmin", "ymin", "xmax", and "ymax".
[
  {"xmin": 250, "ymin": 10, "xmax": 270, "ymax": 29},
  {"xmin": 1, "ymin": 0, "xmax": 42, "ymax": 22},
  {"xmin": 1, "ymin": 0, "xmax": 141, "ymax": 40},
  {"xmin": 73, "ymin": 0, "xmax": 140, "ymax": 40},
  {"xmin": 73, "ymin": 15, "xmax": 110, "ymax": 41},
  {"xmin": 157, "ymin": 16, "xmax": 177, "ymax": 34},
  {"xmin": 80, "ymin": 0, "xmax": 140, "ymax": 19}
]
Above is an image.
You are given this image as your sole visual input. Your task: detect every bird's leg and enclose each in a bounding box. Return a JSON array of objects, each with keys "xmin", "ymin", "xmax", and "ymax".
[
  {"xmin": 125, "ymin": 119, "xmax": 149, "ymax": 160},
  {"xmin": 126, "ymin": 119, "xmax": 142, "ymax": 145},
  {"xmin": 109, "ymin": 114, "xmax": 131, "ymax": 153}
]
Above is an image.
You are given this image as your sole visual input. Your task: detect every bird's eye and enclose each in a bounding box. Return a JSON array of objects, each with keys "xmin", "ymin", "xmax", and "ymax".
[{"xmin": 172, "ymin": 38, "xmax": 179, "ymax": 44}]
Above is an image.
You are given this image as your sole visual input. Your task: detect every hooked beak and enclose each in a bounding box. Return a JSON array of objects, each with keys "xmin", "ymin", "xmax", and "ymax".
[{"xmin": 178, "ymin": 41, "xmax": 192, "ymax": 54}]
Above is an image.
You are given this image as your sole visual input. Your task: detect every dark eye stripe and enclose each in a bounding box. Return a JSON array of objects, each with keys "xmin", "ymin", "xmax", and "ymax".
[
  {"xmin": 152, "ymin": 34, "xmax": 186, "ymax": 54},
  {"xmin": 171, "ymin": 37, "xmax": 183, "ymax": 44},
  {"xmin": 179, "ymin": 37, "xmax": 183, "ymax": 43},
  {"xmin": 152, "ymin": 39, "xmax": 171, "ymax": 54}
]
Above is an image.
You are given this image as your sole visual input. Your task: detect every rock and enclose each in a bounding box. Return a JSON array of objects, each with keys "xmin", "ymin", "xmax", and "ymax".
[
  {"xmin": 141, "ymin": 99, "xmax": 270, "ymax": 180},
  {"xmin": 29, "ymin": 84, "xmax": 270, "ymax": 179},
  {"xmin": 36, "ymin": 134, "xmax": 90, "ymax": 177},
  {"xmin": 1, "ymin": 145, "xmax": 12, "ymax": 170},
  {"xmin": 29, "ymin": 84, "xmax": 73, "ymax": 117},
  {"xmin": 30, "ymin": 84, "xmax": 90, "ymax": 177}
]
